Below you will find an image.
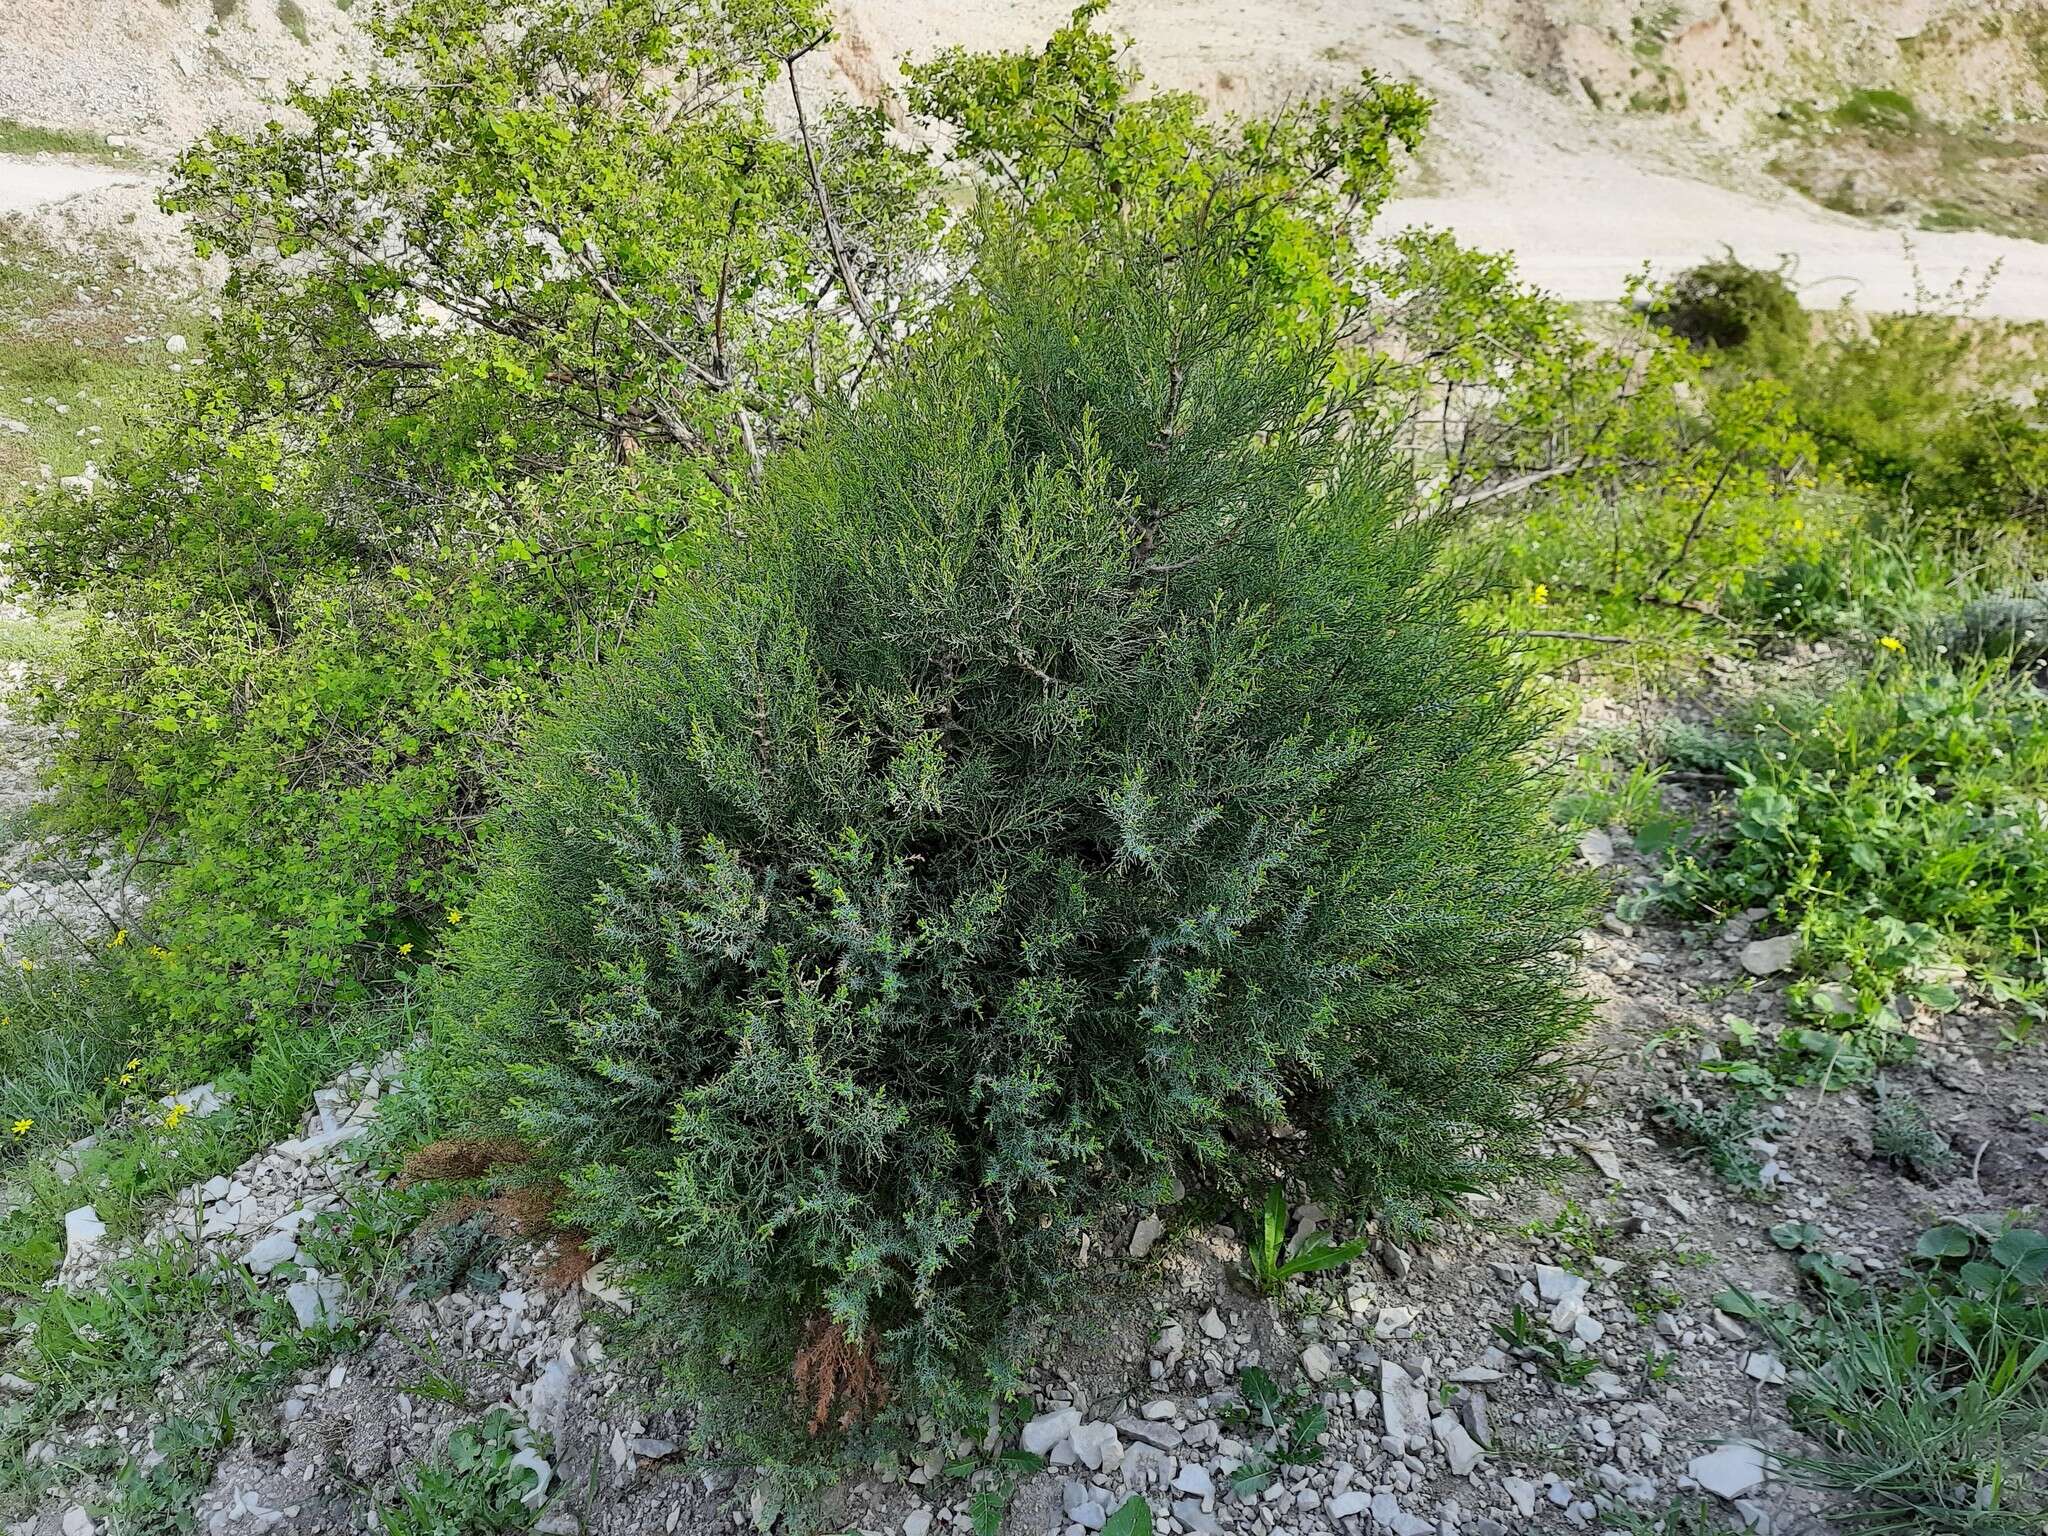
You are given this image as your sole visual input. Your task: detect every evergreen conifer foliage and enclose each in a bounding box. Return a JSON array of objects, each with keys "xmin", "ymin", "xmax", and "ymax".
[{"xmin": 452, "ymin": 248, "xmax": 1590, "ymax": 1433}]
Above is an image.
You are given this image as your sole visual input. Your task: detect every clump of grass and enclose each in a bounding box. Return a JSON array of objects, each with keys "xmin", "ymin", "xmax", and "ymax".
[
  {"xmin": 0, "ymin": 225, "xmax": 181, "ymax": 487},
  {"xmin": 1553, "ymin": 749, "xmax": 1679, "ymax": 844},
  {"xmin": 1870, "ymin": 1085, "xmax": 1956, "ymax": 1179},
  {"xmin": 1631, "ymin": 3, "xmax": 1683, "ymax": 61},
  {"xmin": 0, "ymin": 934, "xmax": 151, "ymax": 1163},
  {"xmin": 1942, "ymin": 589, "xmax": 2048, "ymax": 669},
  {"xmin": 276, "ymin": 0, "xmax": 311, "ymax": 44},
  {"xmin": 1603, "ymin": 1497, "xmax": 1740, "ymax": 1535},
  {"xmin": 0, "ymin": 948, "xmax": 405, "ymax": 1315},
  {"xmin": 1751, "ymin": 1223, "xmax": 2048, "ymax": 1534},
  {"xmin": 0, "ymin": 119, "xmax": 136, "ymax": 163},
  {"xmin": 1833, "ymin": 88, "xmax": 1920, "ymax": 132}
]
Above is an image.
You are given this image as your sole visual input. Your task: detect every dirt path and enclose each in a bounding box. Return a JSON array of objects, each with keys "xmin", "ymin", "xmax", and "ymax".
[
  {"xmin": 0, "ymin": 159, "xmax": 141, "ymax": 219},
  {"xmin": 1380, "ymin": 168, "xmax": 2048, "ymax": 317},
  {"xmin": 11, "ymin": 0, "xmax": 2048, "ymax": 318}
]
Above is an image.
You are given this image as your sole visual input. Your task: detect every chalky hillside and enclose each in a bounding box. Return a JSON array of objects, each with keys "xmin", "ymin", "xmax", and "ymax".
[{"xmin": 2, "ymin": 4, "xmax": 2045, "ymax": 1536}]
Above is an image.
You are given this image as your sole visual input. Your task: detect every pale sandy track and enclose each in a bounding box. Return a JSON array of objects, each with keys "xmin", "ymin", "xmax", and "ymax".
[
  {"xmin": 1381, "ymin": 178, "xmax": 2048, "ymax": 318},
  {"xmin": 834, "ymin": 0, "xmax": 2048, "ymax": 319},
  {"xmin": 0, "ymin": 159, "xmax": 140, "ymax": 218}
]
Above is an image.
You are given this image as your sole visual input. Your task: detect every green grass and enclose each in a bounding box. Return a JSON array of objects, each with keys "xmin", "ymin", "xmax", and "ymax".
[
  {"xmin": 1749, "ymin": 1224, "xmax": 2048, "ymax": 1534},
  {"xmin": 1456, "ymin": 480, "xmax": 1860, "ymax": 687},
  {"xmin": 1, "ymin": 949, "xmax": 411, "ymax": 1309},
  {"xmin": 0, "ymin": 226, "xmax": 183, "ymax": 490},
  {"xmin": 0, "ymin": 119, "xmax": 138, "ymax": 164},
  {"xmin": 0, "ymin": 1176, "xmax": 431, "ymax": 1522},
  {"xmin": 1832, "ymin": 89, "xmax": 1920, "ymax": 132},
  {"xmin": 0, "ymin": 612, "xmax": 74, "ymax": 661},
  {"xmin": 0, "ymin": 972, "xmax": 428, "ymax": 1523},
  {"xmin": 1553, "ymin": 751, "xmax": 1670, "ymax": 835},
  {"xmin": 1768, "ymin": 101, "xmax": 2048, "ymax": 244}
]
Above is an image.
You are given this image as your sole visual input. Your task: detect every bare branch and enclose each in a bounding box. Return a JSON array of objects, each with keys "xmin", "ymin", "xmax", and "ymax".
[
  {"xmin": 1444, "ymin": 462, "xmax": 1584, "ymax": 514},
  {"xmin": 1517, "ymin": 629, "xmax": 1634, "ymax": 645},
  {"xmin": 785, "ymin": 38, "xmax": 889, "ymax": 360}
]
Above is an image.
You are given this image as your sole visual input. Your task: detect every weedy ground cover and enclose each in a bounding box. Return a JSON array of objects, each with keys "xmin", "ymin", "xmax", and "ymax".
[{"xmin": 1654, "ymin": 656, "xmax": 2048, "ymax": 1042}]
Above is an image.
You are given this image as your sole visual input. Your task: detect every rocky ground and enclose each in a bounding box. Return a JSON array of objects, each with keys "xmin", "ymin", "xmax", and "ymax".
[
  {"xmin": 8, "ymin": 675, "xmax": 2042, "ymax": 1536},
  {"xmin": 0, "ymin": 638, "xmax": 136, "ymax": 951}
]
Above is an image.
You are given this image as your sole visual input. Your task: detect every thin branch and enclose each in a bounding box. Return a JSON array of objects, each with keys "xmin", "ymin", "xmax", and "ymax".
[
  {"xmin": 1645, "ymin": 457, "xmax": 1738, "ymax": 593},
  {"xmin": 786, "ymin": 38, "xmax": 888, "ymax": 360},
  {"xmin": 1444, "ymin": 463, "xmax": 1585, "ymax": 515},
  {"xmin": 576, "ymin": 243, "xmax": 725, "ymax": 391}
]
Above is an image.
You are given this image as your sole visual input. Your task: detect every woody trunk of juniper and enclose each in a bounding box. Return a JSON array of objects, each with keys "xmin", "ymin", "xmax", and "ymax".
[{"xmin": 443, "ymin": 240, "xmax": 1591, "ymax": 1455}]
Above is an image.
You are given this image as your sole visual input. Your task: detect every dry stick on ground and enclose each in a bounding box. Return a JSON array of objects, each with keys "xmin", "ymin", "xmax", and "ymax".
[{"xmin": 786, "ymin": 37, "xmax": 889, "ymax": 363}]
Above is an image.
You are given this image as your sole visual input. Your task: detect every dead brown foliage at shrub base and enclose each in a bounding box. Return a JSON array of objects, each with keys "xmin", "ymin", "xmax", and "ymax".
[
  {"xmin": 399, "ymin": 1136, "xmax": 531, "ymax": 1186},
  {"xmin": 792, "ymin": 1315, "xmax": 888, "ymax": 1436}
]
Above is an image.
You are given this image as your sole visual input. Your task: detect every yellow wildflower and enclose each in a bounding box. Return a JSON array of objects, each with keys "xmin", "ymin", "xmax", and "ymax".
[
  {"xmin": 1530, "ymin": 583, "xmax": 1549, "ymax": 608},
  {"xmin": 16, "ymin": 958, "xmax": 32, "ymax": 973},
  {"xmin": 446, "ymin": 908, "xmax": 464, "ymax": 925},
  {"xmin": 110, "ymin": 928, "xmax": 126, "ymax": 947},
  {"xmin": 1879, "ymin": 636, "xmax": 1904, "ymax": 653},
  {"xmin": 126, "ymin": 1058, "xmax": 141, "ymax": 1071},
  {"xmin": 9, "ymin": 1118, "xmax": 30, "ymax": 1137},
  {"xmin": 397, "ymin": 941, "xmax": 414, "ymax": 956},
  {"xmin": 119, "ymin": 1073, "xmax": 134, "ymax": 1087},
  {"xmin": 163, "ymin": 1102, "xmax": 189, "ymax": 1130}
]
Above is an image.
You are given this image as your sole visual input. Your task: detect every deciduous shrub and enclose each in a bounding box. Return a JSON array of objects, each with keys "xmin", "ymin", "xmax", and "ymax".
[
  {"xmin": 15, "ymin": 0, "xmax": 936, "ymax": 1065},
  {"xmin": 1428, "ymin": 256, "xmax": 1827, "ymax": 633},
  {"xmin": 1658, "ymin": 256, "xmax": 2048, "ymax": 533},
  {"xmin": 1650, "ymin": 254, "xmax": 1802, "ymax": 351},
  {"xmin": 441, "ymin": 245, "xmax": 1591, "ymax": 1450},
  {"xmin": 15, "ymin": 0, "xmax": 1830, "ymax": 1078}
]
